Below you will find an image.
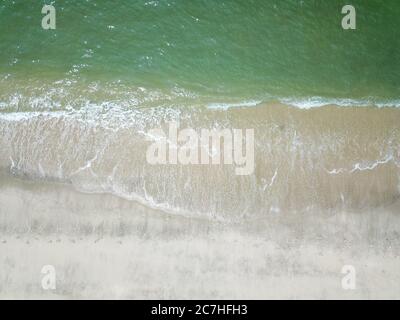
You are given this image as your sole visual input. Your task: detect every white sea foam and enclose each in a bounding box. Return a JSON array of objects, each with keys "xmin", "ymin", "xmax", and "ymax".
[
  {"xmin": 279, "ymin": 96, "xmax": 400, "ymax": 109},
  {"xmin": 206, "ymin": 100, "xmax": 261, "ymax": 110}
]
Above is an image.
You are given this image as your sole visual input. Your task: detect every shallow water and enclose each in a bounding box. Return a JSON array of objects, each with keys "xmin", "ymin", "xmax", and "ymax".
[{"xmin": 1, "ymin": 103, "xmax": 399, "ymax": 220}]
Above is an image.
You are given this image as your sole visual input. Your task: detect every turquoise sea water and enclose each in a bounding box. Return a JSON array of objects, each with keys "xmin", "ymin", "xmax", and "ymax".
[{"xmin": 0, "ymin": 0, "xmax": 399, "ymax": 109}]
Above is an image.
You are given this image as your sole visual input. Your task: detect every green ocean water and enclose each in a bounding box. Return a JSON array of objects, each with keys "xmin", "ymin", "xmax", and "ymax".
[{"xmin": 0, "ymin": 0, "xmax": 399, "ymax": 108}]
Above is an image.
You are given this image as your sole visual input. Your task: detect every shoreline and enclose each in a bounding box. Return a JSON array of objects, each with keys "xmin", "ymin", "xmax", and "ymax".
[{"xmin": 1, "ymin": 174, "xmax": 400, "ymax": 299}]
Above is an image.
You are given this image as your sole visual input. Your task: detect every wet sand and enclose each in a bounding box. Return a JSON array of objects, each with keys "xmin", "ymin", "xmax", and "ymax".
[{"xmin": 1, "ymin": 175, "xmax": 399, "ymax": 299}]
